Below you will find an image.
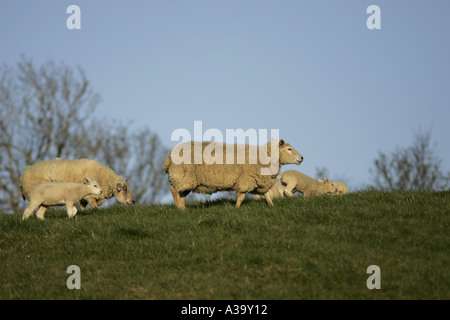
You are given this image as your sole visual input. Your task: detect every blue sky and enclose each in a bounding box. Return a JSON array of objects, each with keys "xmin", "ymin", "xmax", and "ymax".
[{"xmin": 2, "ymin": 0, "xmax": 449, "ymax": 193}]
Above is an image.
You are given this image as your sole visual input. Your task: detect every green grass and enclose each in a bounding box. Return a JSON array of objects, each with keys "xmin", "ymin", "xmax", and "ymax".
[{"xmin": 0, "ymin": 190, "xmax": 449, "ymax": 299}]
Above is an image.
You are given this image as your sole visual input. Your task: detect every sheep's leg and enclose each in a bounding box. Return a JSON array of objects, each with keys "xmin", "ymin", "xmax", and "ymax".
[
  {"xmin": 278, "ymin": 185, "xmax": 286, "ymax": 198},
  {"xmin": 95, "ymin": 197, "xmax": 105, "ymax": 207},
  {"xmin": 284, "ymin": 182, "xmax": 296, "ymax": 197},
  {"xmin": 265, "ymin": 192, "xmax": 274, "ymax": 207},
  {"xmin": 170, "ymin": 186, "xmax": 182, "ymax": 208},
  {"xmin": 253, "ymin": 194, "xmax": 263, "ymax": 200},
  {"xmin": 66, "ymin": 202, "xmax": 78, "ymax": 218},
  {"xmin": 178, "ymin": 190, "xmax": 190, "ymax": 210},
  {"xmin": 87, "ymin": 198, "xmax": 98, "ymax": 209},
  {"xmin": 284, "ymin": 189, "xmax": 295, "ymax": 197},
  {"xmin": 235, "ymin": 193, "xmax": 246, "ymax": 208},
  {"xmin": 79, "ymin": 199, "xmax": 88, "ymax": 211},
  {"xmin": 178, "ymin": 196, "xmax": 186, "ymax": 210},
  {"xmin": 36, "ymin": 206, "xmax": 48, "ymax": 220},
  {"xmin": 22, "ymin": 201, "xmax": 40, "ymax": 220}
]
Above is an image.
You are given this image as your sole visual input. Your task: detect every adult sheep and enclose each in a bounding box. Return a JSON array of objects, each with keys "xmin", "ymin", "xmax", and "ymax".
[
  {"xmin": 163, "ymin": 139, "xmax": 303, "ymax": 209},
  {"xmin": 20, "ymin": 159, "xmax": 135, "ymax": 209}
]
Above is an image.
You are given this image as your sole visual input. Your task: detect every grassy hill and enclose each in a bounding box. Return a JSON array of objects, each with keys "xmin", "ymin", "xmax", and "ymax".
[{"xmin": 0, "ymin": 190, "xmax": 449, "ymax": 300}]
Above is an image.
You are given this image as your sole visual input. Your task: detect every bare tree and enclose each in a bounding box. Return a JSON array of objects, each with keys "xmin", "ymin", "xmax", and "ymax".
[
  {"xmin": 0, "ymin": 57, "xmax": 170, "ymax": 213},
  {"xmin": 75, "ymin": 123, "xmax": 170, "ymax": 204},
  {"xmin": 0, "ymin": 57, "xmax": 100, "ymax": 213},
  {"xmin": 128, "ymin": 127, "xmax": 170, "ymax": 203},
  {"xmin": 370, "ymin": 129, "xmax": 450, "ymax": 191},
  {"xmin": 315, "ymin": 167, "xmax": 330, "ymax": 180}
]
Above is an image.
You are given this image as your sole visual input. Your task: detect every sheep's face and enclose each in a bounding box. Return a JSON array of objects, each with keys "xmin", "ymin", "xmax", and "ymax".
[
  {"xmin": 318, "ymin": 179, "xmax": 349, "ymax": 195},
  {"xmin": 83, "ymin": 178, "xmax": 103, "ymax": 196},
  {"xmin": 321, "ymin": 178, "xmax": 338, "ymax": 194},
  {"xmin": 114, "ymin": 181, "xmax": 135, "ymax": 205},
  {"xmin": 335, "ymin": 183, "xmax": 349, "ymax": 194},
  {"xmin": 279, "ymin": 140, "xmax": 303, "ymax": 165}
]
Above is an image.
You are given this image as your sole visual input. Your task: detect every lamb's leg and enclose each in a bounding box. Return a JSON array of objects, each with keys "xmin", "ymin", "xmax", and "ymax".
[
  {"xmin": 87, "ymin": 199, "xmax": 98, "ymax": 209},
  {"xmin": 96, "ymin": 197, "xmax": 105, "ymax": 207},
  {"xmin": 235, "ymin": 193, "xmax": 246, "ymax": 208},
  {"xmin": 284, "ymin": 189, "xmax": 295, "ymax": 197},
  {"xmin": 66, "ymin": 202, "xmax": 78, "ymax": 218},
  {"xmin": 36, "ymin": 206, "xmax": 48, "ymax": 220},
  {"xmin": 278, "ymin": 185, "xmax": 286, "ymax": 198},
  {"xmin": 265, "ymin": 192, "xmax": 274, "ymax": 206},
  {"xmin": 22, "ymin": 201, "xmax": 39, "ymax": 220},
  {"xmin": 284, "ymin": 182, "xmax": 296, "ymax": 197},
  {"xmin": 253, "ymin": 194, "xmax": 263, "ymax": 200},
  {"xmin": 79, "ymin": 199, "xmax": 88, "ymax": 211}
]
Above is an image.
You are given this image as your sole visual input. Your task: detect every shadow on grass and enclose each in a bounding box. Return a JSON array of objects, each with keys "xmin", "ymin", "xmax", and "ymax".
[{"xmin": 115, "ymin": 226, "xmax": 151, "ymax": 239}]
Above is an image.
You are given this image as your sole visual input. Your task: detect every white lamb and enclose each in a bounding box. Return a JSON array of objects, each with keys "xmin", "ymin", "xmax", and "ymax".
[
  {"xmin": 253, "ymin": 182, "xmax": 286, "ymax": 201},
  {"xmin": 20, "ymin": 158, "xmax": 134, "ymax": 210},
  {"xmin": 318, "ymin": 179, "xmax": 349, "ymax": 194},
  {"xmin": 280, "ymin": 170, "xmax": 337, "ymax": 198},
  {"xmin": 22, "ymin": 178, "xmax": 102, "ymax": 220}
]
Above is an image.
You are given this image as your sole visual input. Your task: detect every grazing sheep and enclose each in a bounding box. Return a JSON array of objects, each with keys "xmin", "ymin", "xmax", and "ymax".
[
  {"xmin": 22, "ymin": 178, "xmax": 102, "ymax": 220},
  {"xmin": 280, "ymin": 170, "xmax": 337, "ymax": 198},
  {"xmin": 20, "ymin": 159, "xmax": 135, "ymax": 210},
  {"xmin": 164, "ymin": 139, "xmax": 303, "ymax": 209},
  {"xmin": 318, "ymin": 179, "xmax": 349, "ymax": 194}
]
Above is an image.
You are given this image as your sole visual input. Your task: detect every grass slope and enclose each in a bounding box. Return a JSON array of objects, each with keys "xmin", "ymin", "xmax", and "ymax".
[{"xmin": 0, "ymin": 191, "xmax": 449, "ymax": 300}]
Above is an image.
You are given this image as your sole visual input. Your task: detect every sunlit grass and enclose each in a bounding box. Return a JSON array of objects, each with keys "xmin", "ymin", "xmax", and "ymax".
[{"xmin": 1, "ymin": 190, "xmax": 449, "ymax": 299}]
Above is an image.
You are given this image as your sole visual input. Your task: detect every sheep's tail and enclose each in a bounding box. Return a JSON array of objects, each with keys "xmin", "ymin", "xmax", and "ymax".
[
  {"xmin": 19, "ymin": 166, "xmax": 31, "ymax": 200},
  {"xmin": 20, "ymin": 184, "xmax": 25, "ymax": 200},
  {"xmin": 163, "ymin": 155, "xmax": 171, "ymax": 173},
  {"xmin": 277, "ymin": 172, "xmax": 284, "ymax": 182}
]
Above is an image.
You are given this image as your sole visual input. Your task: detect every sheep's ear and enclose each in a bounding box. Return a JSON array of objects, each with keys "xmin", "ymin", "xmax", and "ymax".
[
  {"xmin": 279, "ymin": 139, "xmax": 285, "ymax": 147},
  {"xmin": 83, "ymin": 178, "xmax": 90, "ymax": 184},
  {"xmin": 116, "ymin": 183, "xmax": 123, "ymax": 191},
  {"xmin": 324, "ymin": 177, "xmax": 329, "ymax": 182},
  {"xmin": 318, "ymin": 178, "xmax": 324, "ymax": 183}
]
